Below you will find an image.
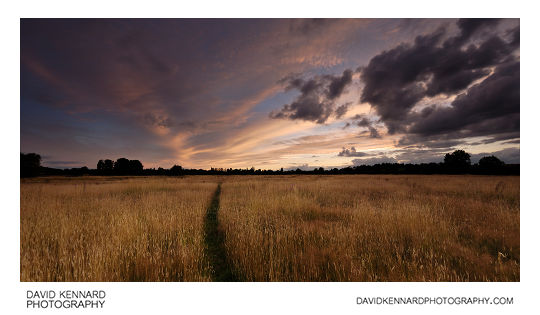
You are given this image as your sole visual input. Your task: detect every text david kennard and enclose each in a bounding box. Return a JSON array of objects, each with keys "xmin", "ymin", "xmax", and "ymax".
[{"xmin": 27, "ymin": 290, "xmax": 106, "ymax": 309}]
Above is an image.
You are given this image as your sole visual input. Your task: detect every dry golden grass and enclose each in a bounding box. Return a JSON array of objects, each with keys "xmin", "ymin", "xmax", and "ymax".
[
  {"xmin": 21, "ymin": 175, "xmax": 519, "ymax": 282},
  {"xmin": 21, "ymin": 176, "xmax": 218, "ymax": 281},
  {"xmin": 219, "ymin": 175, "xmax": 519, "ymax": 281}
]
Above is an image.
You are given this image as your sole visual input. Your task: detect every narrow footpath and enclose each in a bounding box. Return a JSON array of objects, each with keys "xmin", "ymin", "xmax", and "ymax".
[{"xmin": 203, "ymin": 184, "xmax": 238, "ymax": 281}]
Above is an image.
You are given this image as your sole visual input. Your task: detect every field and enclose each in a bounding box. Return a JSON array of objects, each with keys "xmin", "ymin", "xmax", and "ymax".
[
  {"xmin": 20, "ymin": 175, "xmax": 519, "ymax": 282},
  {"xmin": 20, "ymin": 177, "xmax": 216, "ymax": 281}
]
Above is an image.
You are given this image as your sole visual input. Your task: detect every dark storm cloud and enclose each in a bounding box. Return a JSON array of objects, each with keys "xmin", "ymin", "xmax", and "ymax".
[
  {"xmin": 355, "ymin": 18, "xmax": 520, "ymax": 148},
  {"xmin": 270, "ymin": 19, "xmax": 519, "ymax": 145},
  {"xmin": 359, "ymin": 28, "xmax": 446, "ymax": 133},
  {"xmin": 454, "ymin": 18, "xmax": 502, "ymax": 44},
  {"xmin": 508, "ymin": 26, "xmax": 520, "ymax": 48},
  {"xmin": 270, "ymin": 69, "xmax": 354, "ymax": 123},
  {"xmin": 360, "ymin": 19, "xmax": 519, "ymax": 137},
  {"xmin": 404, "ymin": 60, "xmax": 520, "ymax": 143}
]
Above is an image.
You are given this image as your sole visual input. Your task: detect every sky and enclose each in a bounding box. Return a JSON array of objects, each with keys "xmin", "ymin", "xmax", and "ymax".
[{"xmin": 20, "ymin": 18, "xmax": 520, "ymax": 170}]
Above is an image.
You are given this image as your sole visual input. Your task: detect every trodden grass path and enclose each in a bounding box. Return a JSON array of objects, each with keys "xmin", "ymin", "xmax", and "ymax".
[{"xmin": 203, "ymin": 183, "xmax": 239, "ymax": 281}]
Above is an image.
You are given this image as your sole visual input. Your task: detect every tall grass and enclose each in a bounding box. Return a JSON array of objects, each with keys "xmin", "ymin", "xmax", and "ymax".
[
  {"xmin": 21, "ymin": 176, "xmax": 217, "ymax": 281},
  {"xmin": 21, "ymin": 175, "xmax": 519, "ymax": 281},
  {"xmin": 219, "ymin": 175, "xmax": 519, "ymax": 281}
]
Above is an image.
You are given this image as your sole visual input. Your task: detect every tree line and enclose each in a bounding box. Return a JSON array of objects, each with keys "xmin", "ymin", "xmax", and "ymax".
[{"xmin": 20, "ymin": 150, "xmax": 519, "ymax": 178}]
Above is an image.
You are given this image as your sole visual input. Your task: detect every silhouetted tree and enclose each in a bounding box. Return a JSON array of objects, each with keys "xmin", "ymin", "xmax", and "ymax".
[
  {"xmin": 444, "ymin": 150, "xmax": 471, "ymax": 171},
  {"xmin": 113, "ymin": 158, "xmax": 130, "ymax": 175},
  {"xmin": 104, "ymin": 159, "xmax": 113, "ymax": 170},
  {"xmin": 103, "ymin": 159, "xmax": 113, "ymax": 174},
  {"xmin": 129, "ymin": 160, "xmax": 143, "ymax": 174},
  {"xmin": 21, "ymin": 153, "xmax": 41, "ymax": 177},
  {"xmin": 479, "ymin": 155, "xmax": 505, "ymax": 168},
  {"xmin": 97, "ymin": 159, "xmax": 114, "ymax": 175},
  {"xmin": 157, "ymin": 167, "xmax": 166, "ymax": 175},
  {"xmin": 477, "ymin": 155, "xmax": 506, "ymax": 174},
  {"xmin": 170, "ymin": 165, "xmax": 183, "ymax": 176},
  {"xmin": 111, "ymin": 158, "xmax": 143, "ymax": 175},
  {"xmin": 25, "ymin": 150, "xmax": 518, "ymax": 178}
]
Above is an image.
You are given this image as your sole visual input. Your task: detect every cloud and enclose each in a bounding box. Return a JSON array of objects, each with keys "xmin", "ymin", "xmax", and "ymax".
[
  {"xmin": 359, "ymin": 28, "xmax": 446, "ymax": 133},
  {"xmin": 356, "ymin": 19, "xmax": 520, "ymax": 148},
  {"xmin": 453, "ymin": 18, "xmax": 502, "ymax": 45},
  {"xmin": 352, "ymin": 156, "xmax": 397, "ymax": 166},
  {"xmin": 327, "ymin": 69, "xmax": 353, "ymax": 99},
  {"xmin": 335, "ymin": 102, "xmax": 351, "ymax": 119},
  {"xmin": 21, "ymin": 19, "xmax": 520, "ymax": 170},
  {"xmin": 503, "ymin": 139, "xmax": 520, "ymax": 145},
  {"xmin": 392, "ymin": 148, "xmax": 450, "ymax": 164},
  {"xmin": 337, "ymin": 147, "xmax": 370, "ymax": 157},
  {"xmin": 360, "ymin": 19, "xmax": 518, "ymax": 136},
  {"xmin": 270, "ymin": 69, "xmax": 354, "ymax": 123},
  {"xmin": 350, "ymin": 114, "xmax": 382, "ymax": 138},
  {"xmin": 43, "ymin": 160, "xmax": 86, "ymax": 167},
  {"xmin": 398, "ymin": 138, "xmax": 465, "ymax": 149},
  {"xmin": 144, "ymin": 113, "xmax": 174, "ymax": 128},
  {"xmin": 271, "ymin": 18, "xmax": 519, "ymax": 148},
  {"xmin": 343, "ymin": 146, "xmax": 449, "ymax": 165},
  {"xmin": 22, "ymin": 19, "xmax": 373, "ymax": 168},
  {"xmin": 471, "ymin": 147, "xmax": 520, "ymax": 164},
  {"xmin": 403, "ymin": 60, "xmax": 520, "ymax": 144},
  {"xmin": 284, "ymin": 163, "xmax": 312, "ymax": 171},
  {"xmin": 348, "ymin": 146, "xmax": 520, "ymax": 165},
  {"xmin": 288, "ymin": 19, "xmax": 338, "ymax": 35}
]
